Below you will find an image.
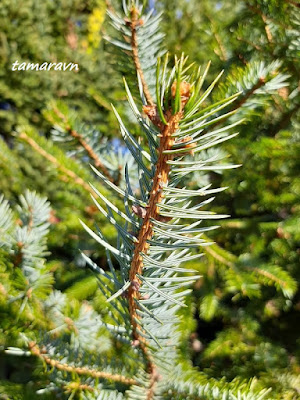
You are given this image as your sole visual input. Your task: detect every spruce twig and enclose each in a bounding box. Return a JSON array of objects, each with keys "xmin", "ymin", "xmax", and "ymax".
[
  {"xmin": 13, "ymin": 205, "xmax": 34, "ymax": 268},
  {"xmin": 200, "ymin": 76, "xmax": 266, "ymax": 134},
  {"xmin": 128, "ymin": 6, "xmax": 155, "ymax": 106},
  {"xmin": 128, "ymin": 111, "xmax": 183, "ymax": 396},
  {"xmin": 261, "ymin": 13, "xmax": 273, "ymax": 43},
  {"xmin": 19, "ymin": 132, "xmax": 94, "ymax": 195},
  {"xmin": 127, "ymin": 74, "xmax": 193, "ymax": 397},
  {"xmin": 204, "ymin": 243, "xmax": 236, "ymax": 268},
  {"xmin": 231, "ymin": 77, "xmax": 266, "ymax": 110},
  {"xmin": 28, "ymin": 342, "xmax": 137, "ymax": 386},
  {"xmin": 51, "ymin": 107, "xmax": 115, "ymax": 183}
]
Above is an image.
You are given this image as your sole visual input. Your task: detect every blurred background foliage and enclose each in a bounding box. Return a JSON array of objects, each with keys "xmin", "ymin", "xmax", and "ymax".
[{"xmin": 0, "ymin": 0, "xmax": 299, "ymax": 399}]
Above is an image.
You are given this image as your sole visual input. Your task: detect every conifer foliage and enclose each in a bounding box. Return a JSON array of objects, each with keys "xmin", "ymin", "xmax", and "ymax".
[
  {"xmin": 155, "ymin": 2, "xmax": 299, "ymax": 395},
  {"xmin": 1, "ymin": 1, "xmax": 298, "ymax": 399}
]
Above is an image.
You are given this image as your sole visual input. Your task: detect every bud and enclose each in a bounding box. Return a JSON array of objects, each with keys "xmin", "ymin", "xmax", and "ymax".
[
  {"xmin": 143, "ymin": 105, "xmax": 165, "ymax": 129},
  {"xmin": 132, "ymin": 204, "xmax": 147, "ymax": 218},
  {"xmin": 131, "ymin": 280, "xmax": 140, "ymax": 291},
  {"xmin": 171, "ymin": 81, "xmax": 191, "ymax": 107}
]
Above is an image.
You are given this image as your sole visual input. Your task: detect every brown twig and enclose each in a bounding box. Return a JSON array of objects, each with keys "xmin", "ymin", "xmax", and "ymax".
[
  {"xmin": 245, "ymin": 2, "xmax": 289, "ymax": 28},
  {"xmin": 220, "ymin": 77, "xmax": 266, "ymax": 126},
  {"xmin": 64, "ymin": 382, "xmax": 94, "ymax": 393},
  {"xmin": 204, "ymin": 245, "xmax": 235, "ymax": 268},
  {"xmin": 29, "ymin": 342, "xmax": 136, "ymax": 386},
  {"xmin": 19, "ymin": 132, "xmax": 95, "ymax": 196},
  {"xmin": 261, "ymin": 14, "xmax": 273, "ymax": 43},
  {"xmin": 52, "ymin": 107, "xmax": 114, "ymax": 182},
  {"xmin": 127, "ymin": 81, "xmax": 193, "ymax": 398},
  {"xmin": 127, "ymin": 109, "xmax": 183, "ymax": 397},
  {"xmin": 247, "ymin": 267, "xmax": 288, "ymax": 288},
  {"xmin": 236, "ymin": 36, "xmax": 262, "ymax": 51},
  {"xmin": 231, "ymin": 77, "xmax": 266, "ymax": 110},
  {"xmin": 128, "ymin": 6, "xmax": 155, "ymax": 106}
]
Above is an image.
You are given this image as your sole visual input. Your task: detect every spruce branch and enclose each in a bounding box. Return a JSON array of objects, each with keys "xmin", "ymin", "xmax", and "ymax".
[
  {"xmin": 12, "ymin": 204, "xmax": 34, "ymax": 268},
  {"xmin": 261, "ymin": 13, "xmax": 273, "ymax": 44},
  {"xmin": 244, "ymin": 3, "xmax": 274, "ymax": 44},
  {"xmin": 124, "ymin": 56, "xmax": 206, "ymax": 398},
  {"xmin": 203, "ymin": 242, "xmax": 235, "ymax": 268},
  {"xmin": 207, "ymin": 61, "xmax": 288, "ymax": 133},
  {"xmin": 105, "ymin": 1, "xmax": 164, "ymax": 102},
  {"xmin": 236, "ymin": 36, "xmax": 263, "ymax": 51},
  {"xmin": 3, "ymin": 1, "xmax": 298, "ymax": 397},
  {"xmin": 51, "ymin": 106, "xmax": 115, "ymax": 183},
  {"xmin": 19, "ymin": 131, "xmax": 94, "ymax": 195},
  {"xmin": 128, "ymin": 5, "xmax": 155, "ymax": 105},
  {"xmin": 128, "ymin": 111, "xmax": 183, "ymax": 394},
  {"xmin": 28, "ymin": 342, "xmax": 137, "ymax": 386},
  {"xmin": 230, "ymin": 76, "xmax": 266, "ymax": 111},
  {"xmin": 81, "ymin": 53, "xmax": 247, "ymax": 398}
]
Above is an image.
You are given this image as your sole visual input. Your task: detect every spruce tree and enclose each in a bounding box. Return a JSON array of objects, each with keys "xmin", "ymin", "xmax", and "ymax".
[
  {"xmin": 1, "ymin": 1, "xmax": 299, "ymax": 399},
  {"xmin": 155, "ymin": 2, "xmax": 299, "ymax": 394}
]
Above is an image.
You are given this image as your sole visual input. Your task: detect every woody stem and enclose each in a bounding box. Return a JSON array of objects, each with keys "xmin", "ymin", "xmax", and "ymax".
[
  {"xmin": 127, "ymin": 111, "xmax": 182, "ymax": 397},
  {"xmin": 52, "ymin": 107, "xmax": 114, "ymax": 182},
  {"xmin": 28, "ymin": 342, "xmax": 136, "ymax": 386},
  {"xmin": 130, "ymin": 7, "xmax": 155, "ymax": 106}
]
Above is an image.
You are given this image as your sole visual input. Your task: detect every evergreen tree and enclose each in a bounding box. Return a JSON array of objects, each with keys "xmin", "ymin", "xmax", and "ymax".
[
  {"xmin": 156, "ymin": 1, "xmax": 300, "ymax": 395},
  {"xmin": 0, "ymin": 0, "xmax": 299, "ymax": 399}
]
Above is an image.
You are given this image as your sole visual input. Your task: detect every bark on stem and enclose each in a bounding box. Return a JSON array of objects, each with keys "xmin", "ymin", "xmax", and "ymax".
[
  {"xmin": 29, "ymin": 342, "xmax": 136, "ymax": 386},
  {"xmin": 129, "ymin": 7, "xmax": 155, "ymax": 106},
  {"xmin": 19, "ymin": 132, "xmax": 94, "ymax": 195},
  {"xmin": 127, "ymin": 111, "xmax": 182, "ymax": 397},
  {"xmin": 52, "ymin": 107, "xmax": 114, "ymax": 182}
]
